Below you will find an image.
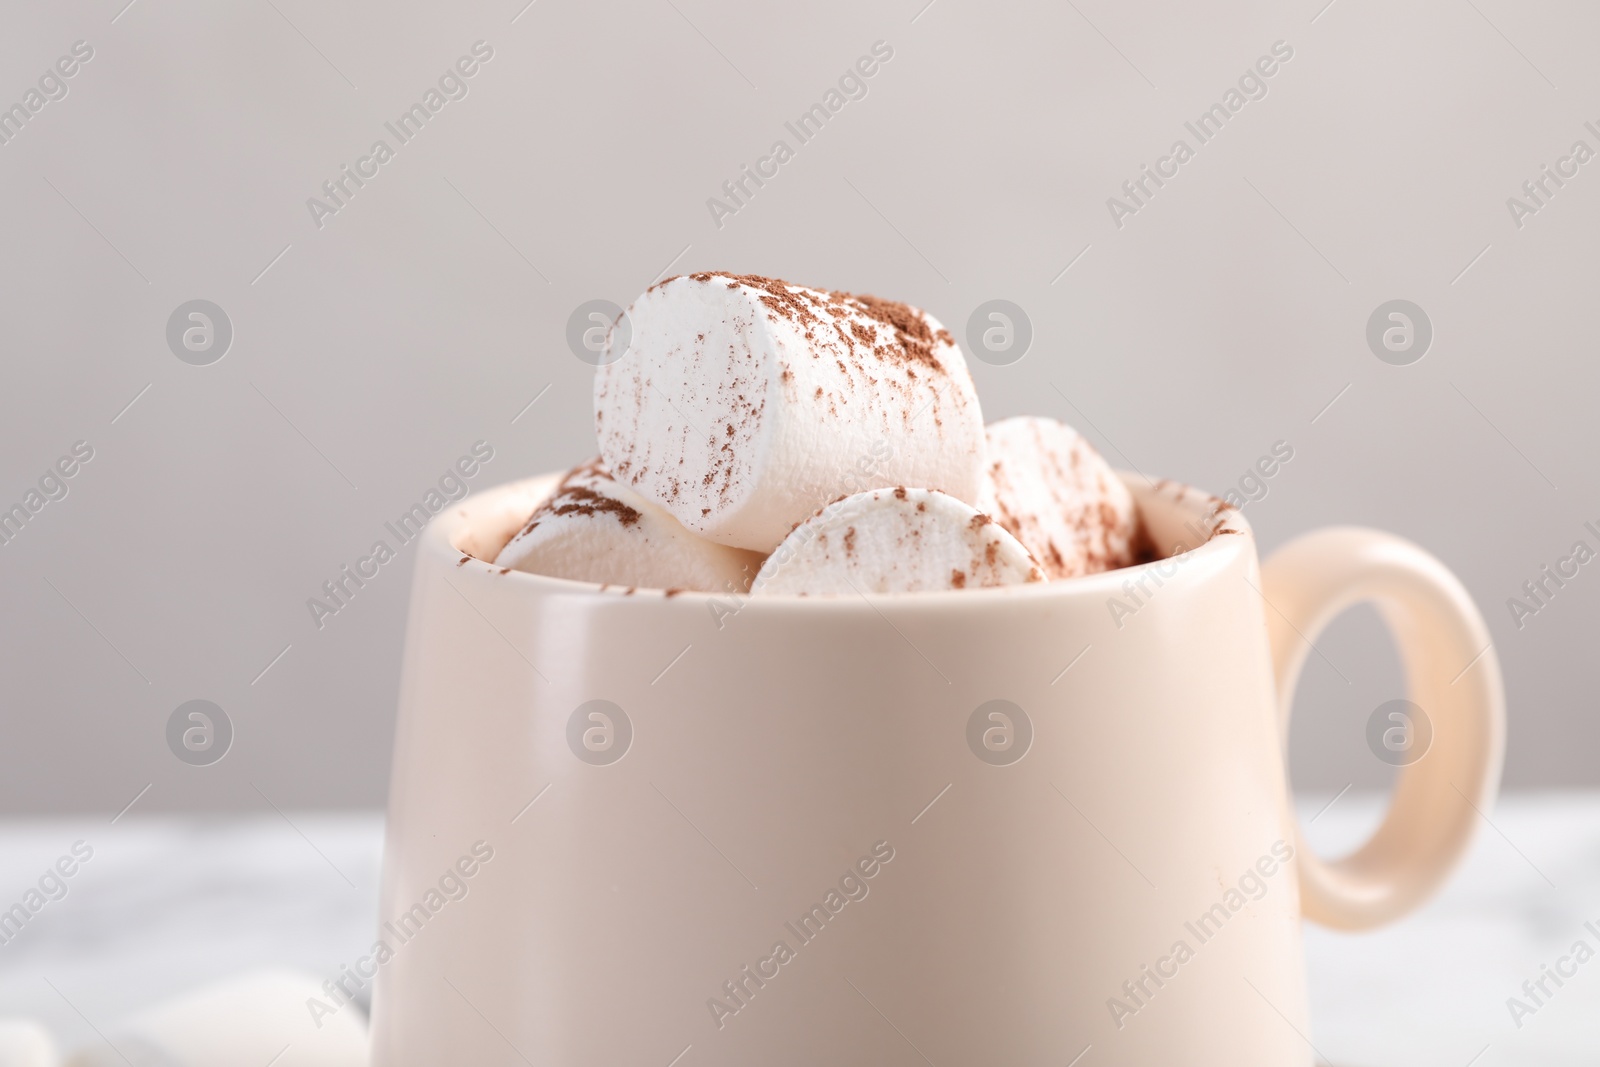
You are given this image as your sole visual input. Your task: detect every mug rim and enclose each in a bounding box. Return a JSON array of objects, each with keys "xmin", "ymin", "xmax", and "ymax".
[{"xmin": 433, "ymin": 470, "xmax": 1253, "ymax": 606}]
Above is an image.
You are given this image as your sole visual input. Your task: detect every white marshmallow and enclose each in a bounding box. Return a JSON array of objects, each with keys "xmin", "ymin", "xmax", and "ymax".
[
  {"xmin": 978, "ymin": 416, "xmax": 1139, "ymax": 580},
  {"xmin": 63, "ymin": 971, "xmax": 366, "ymax": 1067},
  {"xmin": 751, "ymin": 487, "xmax": 1043, "ymax": 595},
  {"xmin": 594, "ymin": 272, "xmax": 986, "ymax": 553},
  {"xmin": 0, "ymin": 1020, "xmax": 59, "ymax": 1067},
  {"xmin": 494, "ymin": 459, "xmax": 764, "ymax": 593}
]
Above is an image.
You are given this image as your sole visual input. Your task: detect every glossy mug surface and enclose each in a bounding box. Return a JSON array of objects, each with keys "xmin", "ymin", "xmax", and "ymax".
[{"xmin": 369, "ymin": 473, "xmax": 1503, "ymax": 1066}]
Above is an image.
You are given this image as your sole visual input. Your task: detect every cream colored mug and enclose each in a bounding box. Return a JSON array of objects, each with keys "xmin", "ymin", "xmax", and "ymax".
[{"xmin": 368, "ymin": 472, "xmax": 1503, "ymax": 1066}]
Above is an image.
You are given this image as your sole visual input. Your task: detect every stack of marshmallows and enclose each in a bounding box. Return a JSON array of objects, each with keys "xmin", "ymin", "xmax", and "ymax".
[{"xmin": 496, "ymin": 272, "xmax": 1141, "ymax": 595}]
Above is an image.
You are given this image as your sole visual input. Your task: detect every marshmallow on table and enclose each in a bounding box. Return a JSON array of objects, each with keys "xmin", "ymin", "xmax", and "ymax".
[
  {"xmin": 64, "ymin": 971, "xmax": 366, "ymax": 1067},
  {"xmin": 0, "ymin": 1020, "xmax": 59, "ymax": 1067},
  {"xmin": 595, "ymin": 272, "xmax": 987, "ymax": 553},
  {"xmin": 751, "ymin": 487, "xmax": 1043, "ymax": 595},
  {"xmin": 494, "ymin": 459, "xmax": 765, "ymax": 592},
  {"xmin": 978, "ymin": 416, "xmax": 1139, "ymax": 580}
]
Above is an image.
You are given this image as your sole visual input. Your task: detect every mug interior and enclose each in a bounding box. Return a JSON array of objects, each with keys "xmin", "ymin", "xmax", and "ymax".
[{"xmin": 444, "ymin": 470, "xmax": 1251, "ymax": 599}]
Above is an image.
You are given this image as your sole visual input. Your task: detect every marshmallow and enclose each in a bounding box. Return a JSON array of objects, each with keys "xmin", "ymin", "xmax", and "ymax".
[
  {"xmin": 495, "ymin": 459, "xmax": 764, "ymax": 592},
  {"xmin": 63, "ymin": 971, "xmax": 366, "ymax": 1067},
  {"xmin": 594, "ymin": 272, "xmax": 986, "ymax": 553},
  {"xmin": 0, "ymin": 1020, "xmax": 59, "ymax": 1067},
  {"xmin": 751, "ymin": 487, "xmax": 1043, "ymax": 595},
  {"xmin": 978, "ymin": 416, "xmax": 1139, "ymax": 579}
]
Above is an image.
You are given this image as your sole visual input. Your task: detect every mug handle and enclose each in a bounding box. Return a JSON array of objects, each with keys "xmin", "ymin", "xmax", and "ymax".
[{"xmin": 1259, "ymin": 527, "xmax": 1506, "ymax": 930}]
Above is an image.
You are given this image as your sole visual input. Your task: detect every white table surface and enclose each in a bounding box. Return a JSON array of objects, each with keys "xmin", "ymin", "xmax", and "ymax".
[{"xmin": 1, "ymin": 793, "xmax": 1595, "ymax": 1065}]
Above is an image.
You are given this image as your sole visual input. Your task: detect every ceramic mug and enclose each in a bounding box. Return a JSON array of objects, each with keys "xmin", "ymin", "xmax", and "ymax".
[{"xmin": 368, "ymin": 472, "xmax": 1503, "ymax": 1066}]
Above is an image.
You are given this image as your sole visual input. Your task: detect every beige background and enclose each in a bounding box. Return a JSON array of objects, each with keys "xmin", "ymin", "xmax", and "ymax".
[{"xmin": 1, "ymin": 0, "xmax": 1593, "ymax": 812}]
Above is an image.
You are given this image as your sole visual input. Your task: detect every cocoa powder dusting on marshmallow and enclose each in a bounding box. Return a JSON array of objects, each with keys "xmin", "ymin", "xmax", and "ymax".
[
  {"xmin": 841, "ymin": 292, "xmax": 947, "ymax": 371},
  {"xmin": 706, "ymin": 273, "xmax": 953, "ymax": 378},
  {"xmin": 518, "ymin": 461, "xmax": 642, "ymax": 537},
  {"xmin": 547, "ymin": 484, "xmax": 641, "ymax": 526}
]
